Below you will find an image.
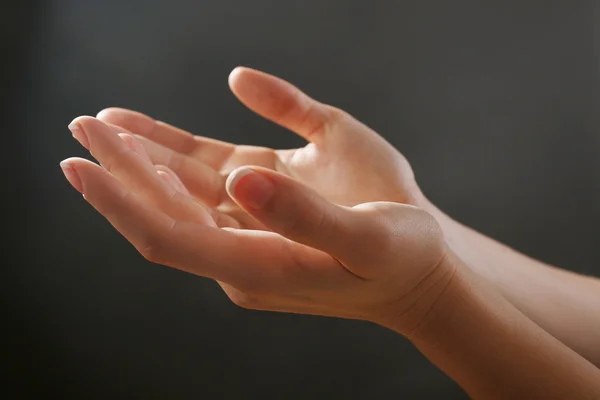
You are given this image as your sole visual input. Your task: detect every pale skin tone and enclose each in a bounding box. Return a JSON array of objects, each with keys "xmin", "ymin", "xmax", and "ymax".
[{"xmin": 61, "ymin": 67, "xmax": 600, "ymax": 398}]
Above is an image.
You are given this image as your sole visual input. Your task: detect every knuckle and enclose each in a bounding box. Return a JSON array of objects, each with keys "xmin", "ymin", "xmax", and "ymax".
[
  {"xmin": 138, "ymin": 220, "xmax": 177, "ymax": 264},
  {"xmin": 310, "ymin": 204, "xmax": 334, "ymax": 235},
  {"xmin": 277, "ymin": 193, "xmax": 340, "ymax": 245},
  {"xmin": 324, "ymin": 105, "xmax": 348, "ymax": 124},
  {"xmin": 101, "ymin": 145, "xmax": 134, "ymax": 174},
  {"xmin": 298, "ymin": 102, "xmax": 323, "ymax": 137},
  {"xmin": 304, "ymin": 104, "xmax": 346, "ymax": 138},
  {"xmin": 278, "ymin": 195, "xmax": 322, "ymax": 238},
  {"xmin": 279, "ymin": 214, "xmax": 304, "ymax": 238},
  {"xmin": 139, "ymin": 239, "xmax": 166, "ymax": 264},
  {"xmin": 324, "ymin": 105, "xmax": 351, "ymax": 132}
]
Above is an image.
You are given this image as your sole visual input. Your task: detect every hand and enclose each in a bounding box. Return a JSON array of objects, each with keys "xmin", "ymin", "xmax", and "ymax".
[
  {"xmin": 60, "ymin": 116, "xmax": 454, "ymax": 335},
  {"xmin": 96, "ymin": 67, "xmax": 425, "ymax": 231}
]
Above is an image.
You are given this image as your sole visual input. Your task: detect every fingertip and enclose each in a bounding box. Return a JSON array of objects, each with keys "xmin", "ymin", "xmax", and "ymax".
[
  {"xmin": 61, "ymin": 156, "xmax": 87, "ymax": 164},
  {"xmin": 99, "ymin": 108, "xmax": 155, "ymax": 134},
  {"xmin": 228, "ymin": 66, "xmax": 244, "ymax": 88},
  {"xmin": 229, "ymin": 67, "xmax": 259, "ymax": 96},
  {"xmin": 225, "ymin": 166, "xmax": 252, "ymax": 199},
  {"xmin": 96, "ymin": 107, "xmax": 120, "ymax": 120},
  {"xmin": 228, "ymin": 66, "xmax": 269, "ymax": 95},
  {"xmin": 226, "ymin": 167, "xmax": 275, "ymax": 211},
  {"xmin": 59, "ymin": 157, "xmax": 100, "ymax": 178},
  {"xmin": 60, "ymin": 158, "xmax": 84, "ymax": 194},
  {"xmin": 69, "ymin": 115, "xmax": 97, "ymax": 127},
  {"xmin": 70, "ymin": 116, "xmax": 112, "ymax": 134}
]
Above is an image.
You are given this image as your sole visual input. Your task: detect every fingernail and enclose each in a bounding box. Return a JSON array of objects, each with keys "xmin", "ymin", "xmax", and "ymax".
[
  {"xmin": 157, "ymin": 170, "xmax": 179, "ymax": 192},
  {"xmin": 229, "ymin": 168, "xmax": 275, "ymax": 210},
  {"xmin": 155, "ymin": 165, "xmax": 190, "ymax": 196},
  {"xmin": 60, "ymin": 161, "xmax": 83, "ymax": 193},
  {"xmin": 68, "ymin": 122, "xmax": 90, "ymax": 150}
]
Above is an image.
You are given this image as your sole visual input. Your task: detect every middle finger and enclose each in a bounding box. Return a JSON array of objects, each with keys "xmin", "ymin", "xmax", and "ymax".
[{"xmin": 70, "ymin": 116, "xmax": 214, "ymax": 226}]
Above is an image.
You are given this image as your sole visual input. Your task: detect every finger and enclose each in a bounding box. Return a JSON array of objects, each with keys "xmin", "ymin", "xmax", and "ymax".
[
  {"xmin": 120, "ymin": 128, "xmax": 240, "ymax": 227},
  {"xmin": 69, "ymin": 116, "xmax": 213, "ymax": 225},
  {"xmin": 59, "ymin": 157, "xmax": 305, "ymax": 288},
  {"xmin": 96, "ymin": 107, "xmax": 236, "ymax": 169},
  {"xmin": 216, "ymin": 203, "xmax": 267, "ymax": 230},
  {"xmin": 228, "ymin": 67, "xmax": 341, "ymax": 144},
  {"xmin": 226, "ymin": 166, "xmax": 376, "ymax": 278},
  {"xmin": 132, "ymin": 134, "xmax": 226, "ymax": 206},
  {"xmin": 156, "ymin": 168, "xmax": 188, "ymax": 196},
  {"xmin": 116, "ymin": 128, "xmax": 225, "ymax": 206},
  {"xmin": 117, "ymin": 127, "xmax": 248, "ymax": 228},
  {"xmin": 155, "ymin": 163, "xmax": 249, "ymax": 229},
  {"xmin": 118, "ymin": 132, "xmax": 152, "ymax": 165},
  {"xmin": 59, "ymin": 157, "xmax": 176, "ymax": 251},
  {"xmin": 155, "ymin": 165, "xmax": 190, "ymax": 195}
]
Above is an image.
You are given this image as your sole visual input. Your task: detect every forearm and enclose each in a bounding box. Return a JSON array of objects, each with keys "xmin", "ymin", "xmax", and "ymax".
[
  {"xmin": 424, "ymin": 201, "xmax": 600, "ymax": 366},
  {"xmin": 385, "ymin": 254, "xmax": 600, "ymax": 399}
]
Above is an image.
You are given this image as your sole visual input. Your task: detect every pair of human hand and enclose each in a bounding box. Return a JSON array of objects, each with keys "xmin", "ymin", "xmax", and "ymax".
[{"xmin": 61, "ymin": 67, "xmax": 458, "ymax": 337}]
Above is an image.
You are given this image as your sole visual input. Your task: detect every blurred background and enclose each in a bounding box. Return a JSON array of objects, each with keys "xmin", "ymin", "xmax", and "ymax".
[{"xmin": 5, "ymin": 0, "xmax": 599, "ymax": 398}]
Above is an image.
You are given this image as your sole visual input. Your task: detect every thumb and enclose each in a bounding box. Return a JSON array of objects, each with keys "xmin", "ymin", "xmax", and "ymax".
[
  {"xmin": 226, "ymin": 167, "xmax": 445, "ymax": 280},
  {"xmin": 228, "ymin": 67, "xmax": 339, "ymax": 145},
  {"xmin": 226, "ymin": 166, "xmax": 366, "ymax": 263}
]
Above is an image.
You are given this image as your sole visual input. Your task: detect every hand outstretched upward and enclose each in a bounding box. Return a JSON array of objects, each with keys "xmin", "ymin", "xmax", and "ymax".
[
  {"xmin": 61, "ymin": 109, "xmax": 450, "ymax": 338},
  {"xmin": 61, "ymin": 67, "xmax": 600, "ymax": 399},
  {"xmin": 101, "ymin": 67, "xmax": 600, "ymax": 370},
  {"xmin": 97, "ymin": 67, "xmax": 424, "ymax": 230}
]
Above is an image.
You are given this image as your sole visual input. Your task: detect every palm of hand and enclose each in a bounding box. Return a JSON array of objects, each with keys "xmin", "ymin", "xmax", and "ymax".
[
  {"xmin": 71, "ymin": 67, "xmax": 449, "ymax": 326},
  {"xmin": 225, "ymin": 120, "xmax": 418, "ymax": 209},
  {"xmin": 99, "ymin": 67, "xmax": 423, "ymax": 230}
]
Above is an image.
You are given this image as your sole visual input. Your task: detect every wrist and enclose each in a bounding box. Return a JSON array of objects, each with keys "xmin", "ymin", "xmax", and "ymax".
[
  {"xmin": 385, "ymin": 253, "xmax": 600, "ymax": 399},
  {"xmin": 403, "ymin": 253, "xmax": 485, "ymax": 341},
  {"xmin": 374, "ymin": 250, "xmax": 467, "ymax": 338}
]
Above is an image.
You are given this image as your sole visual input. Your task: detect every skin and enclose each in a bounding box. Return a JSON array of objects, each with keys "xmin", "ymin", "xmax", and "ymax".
[
  {"xmin": 97, "ymin": 67, "xmax": 600, "ymax": 367},
  {"xmin": 60, "ymin": 67, "xmax": 600, "ymax": 397}
]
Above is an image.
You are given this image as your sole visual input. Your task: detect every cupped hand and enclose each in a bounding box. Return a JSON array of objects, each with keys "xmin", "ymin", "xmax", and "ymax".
[
  {"xmin": 60, "ymin": 116, "xmax": 454, "ymax": 335},
  {"xmin": 97, "ymin": 67, "xmax": 425, "ymax": 230}
]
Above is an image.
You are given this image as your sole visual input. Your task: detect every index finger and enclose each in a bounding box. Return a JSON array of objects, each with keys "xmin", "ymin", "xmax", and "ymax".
[
  {"xmin": 97, "ymin": 108, "xmax": 235, "ymax": 169},
  {"xmin": 60, "ymin": 157, "xmax": 304, "ymax": 290}
]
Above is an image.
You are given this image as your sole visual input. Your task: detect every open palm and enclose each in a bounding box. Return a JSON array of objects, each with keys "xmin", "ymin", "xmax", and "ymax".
[
  {"xmin": 63, "ymin": 67, "xmax": 447, "ymax": 321},
  {"xmin": 98, "ymin": 67, "xmax": 423, "ymax": 230}
]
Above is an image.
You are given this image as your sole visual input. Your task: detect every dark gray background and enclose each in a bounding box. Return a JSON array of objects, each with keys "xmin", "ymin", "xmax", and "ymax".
[{"xmin": 5, "ymin": 1, "xmax": 599, "ymax": 398}]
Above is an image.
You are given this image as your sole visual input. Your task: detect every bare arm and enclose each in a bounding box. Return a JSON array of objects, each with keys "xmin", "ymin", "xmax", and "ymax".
[
  {"xmin": 64, "ymin": 113, "xmax": 600, "ymax": 398},
  {"xmin": 424, "ymin": 201, "xmax": 600, "ymax": 367},
  {"xmin": 93, "ymin": 67, "xmax": 600, "ymax": 372},
  {"xmin": 387, "ymin": 253, "xmax": 600, "ymax": 400}
]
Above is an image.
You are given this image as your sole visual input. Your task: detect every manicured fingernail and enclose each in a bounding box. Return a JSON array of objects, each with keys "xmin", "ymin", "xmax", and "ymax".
[
  {"xmin": 60, "ymin": 161, "xmax": 83, "ymax": 193},
  {"xmin": 157, "ymin": 170, "xmax": 179, "ymax": 192},
  {"xmin": 68, "ymin": 122, "xmax": 90, "ymax": 150},
  {"xmin": 155, "ymin": 166, "xmax": 190, "ymax": 195},
  {"xmin": 228, "ymin": 168, "xmax": 274, "ymax": 210}
]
